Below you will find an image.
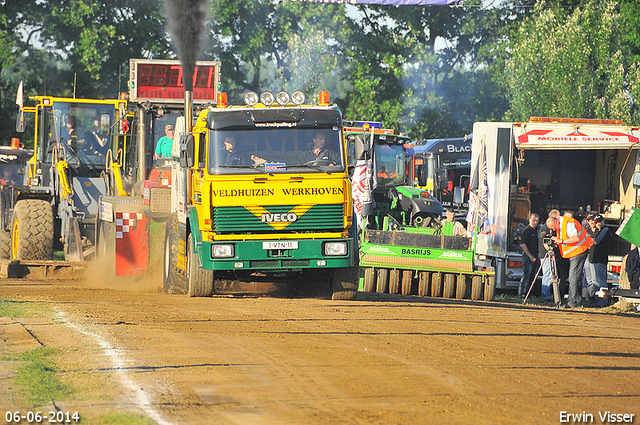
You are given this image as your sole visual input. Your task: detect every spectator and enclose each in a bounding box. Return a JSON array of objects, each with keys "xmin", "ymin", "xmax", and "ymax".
[
  {"xmin": 584, "ymin": 215, "xmax": 612, "ymax": 307},
  {"xmin": 519, "ymin": 213, "xmax": 540, "ymax": 297},
  {"xmin": 154, "ymin": 124, "xmax": 175, "ymax": 160},
  {"xmin": 626, "ymin": 244, "xmax": 640, "ymax": 290},
  {"xmin": 442, "ymin": 208, "xmax": 467, "ymax": 237}
]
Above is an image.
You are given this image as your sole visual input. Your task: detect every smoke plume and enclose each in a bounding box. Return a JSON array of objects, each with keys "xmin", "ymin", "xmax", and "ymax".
[{"xmin": 163, "ymin": 0, "xmax": 209, "ymax": 91}]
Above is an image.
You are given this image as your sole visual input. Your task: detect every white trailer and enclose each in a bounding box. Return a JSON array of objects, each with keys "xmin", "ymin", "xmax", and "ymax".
[{"xmin": 470, "ymin": 118, "xmax": 640, "ymax": 290}]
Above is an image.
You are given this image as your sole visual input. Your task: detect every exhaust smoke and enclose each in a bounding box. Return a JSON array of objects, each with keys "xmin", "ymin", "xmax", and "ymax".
[{"xmin": 162, "ymin": 0, "xmax": 208, "ymax": 92}]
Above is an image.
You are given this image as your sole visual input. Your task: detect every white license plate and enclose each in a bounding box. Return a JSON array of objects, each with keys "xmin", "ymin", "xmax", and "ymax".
[{"xmin": 263, "ymin": 241, "xmax": 299, "ymax": 250}]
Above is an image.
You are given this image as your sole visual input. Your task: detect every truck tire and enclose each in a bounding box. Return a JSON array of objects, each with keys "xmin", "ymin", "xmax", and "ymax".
[
  {"xmin": 10, "ymin": 199, "xmax": 54, "ymax": 261},
  {"xmin": 389, "ymin": 269, "xmax": 400, "ymax": 294},
  {"xmin": 331, "ymin": 267, "xmax": 358, "ymax": 300},
  {"xmin": 363, "ymin": 268, "xmax": 376, "ymax": 292},
  {"xmin": 0, "ymin": 230, "xmax": 10, "ymax": 259},
  {"xmin": 471, "ymin": 275, "xmax": 483, "ymax": 300},
  {"xmin": 484, "ymin": 271, "xmax": 495, "ymax": 301},
  {"xmin": 401, "ymin": 270, "xmax": 413, "ymax": 295},
  {"xmin": 431, "ymin": 272, "xmax": 443, "ymax": 297},
  {"xmin": 376, "ymin": 268, "xmax": 389, "ymax": 293},
  {"xmin": 163, "ymin": 217, "xmax": 187, "ymax": 294},
  {"xmin": 456, "ymin": 274, "xmax": 467, "ymax": 300},
  {"xmin": 186, "ymin": 233, "xmax": 214, "ymax": 297},
  {"xmin": 443, "ymin": 274, "xmax": 456, "ymax": 298},
  {"xmin": 418, "ymin": 271, "xmax": 430, "ymax": 296}
]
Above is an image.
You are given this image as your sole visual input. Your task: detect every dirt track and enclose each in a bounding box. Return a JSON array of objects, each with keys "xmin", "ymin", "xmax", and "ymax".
[{"xmin": 1, "ymin": 276, "xmax": 639, "ymax": 425}]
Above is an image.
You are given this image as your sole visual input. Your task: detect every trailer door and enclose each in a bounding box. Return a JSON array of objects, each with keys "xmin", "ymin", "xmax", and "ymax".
[{"xmin": 469, "ymin": 122, "xmax": 513, "ymax": 259}]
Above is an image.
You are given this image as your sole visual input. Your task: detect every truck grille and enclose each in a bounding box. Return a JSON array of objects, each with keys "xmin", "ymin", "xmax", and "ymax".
[{"xmin": 211, "ymin": 204, "xmax": 344, "ymax": 233}]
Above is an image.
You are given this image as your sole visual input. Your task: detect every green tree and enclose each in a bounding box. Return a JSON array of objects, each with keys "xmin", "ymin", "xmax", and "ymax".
[{"xmin": 503, "ymin": 0, "xmax": 640, "ymax": 123}]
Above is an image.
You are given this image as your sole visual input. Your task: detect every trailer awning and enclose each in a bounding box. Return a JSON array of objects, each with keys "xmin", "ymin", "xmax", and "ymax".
[{"xmin": 515, "ymin": 127, "xmax": 640, "ymax": 149}]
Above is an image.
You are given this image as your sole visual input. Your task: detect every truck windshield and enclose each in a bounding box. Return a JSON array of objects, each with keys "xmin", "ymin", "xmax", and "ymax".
[
  {"xmin": 208, "ymin": 128, "xmax": 344, "ymax": 174},
  {"xmin": 46, "ymin": 102, "xmax": 114, "ymax": 166},
  {"xmin": 375, "ymin": 144, "xmax": 405, "ymax": 187}
]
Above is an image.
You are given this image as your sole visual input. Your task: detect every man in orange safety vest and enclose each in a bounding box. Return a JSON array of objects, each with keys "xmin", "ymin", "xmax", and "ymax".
[{"xmin": 551, "ymin": 211, "xmax": 593, "ymax": 308}]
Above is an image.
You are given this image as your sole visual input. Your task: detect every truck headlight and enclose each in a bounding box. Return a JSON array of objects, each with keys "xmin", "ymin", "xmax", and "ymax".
[
  {"xmin": 324, "ymin": 242, "xmax": 347, "ymax": 256},
  {"xmin": 212, "ymin": 244, "xmax": 234, "ymax": 258}
]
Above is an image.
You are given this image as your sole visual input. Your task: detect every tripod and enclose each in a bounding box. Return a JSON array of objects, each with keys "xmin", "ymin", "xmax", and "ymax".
[{"xmin": 523, "ymin": 246, "xmax": 561, "ymax": 306}]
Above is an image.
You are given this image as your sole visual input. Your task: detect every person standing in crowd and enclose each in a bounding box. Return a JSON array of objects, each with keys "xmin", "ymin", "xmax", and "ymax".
[
  {"xmin": 552, "ymin": 210, "xmax": 594, "ymax": 308},
  {"xmin": 442, "ymin": 208, "xmax": 467, "ymax": 237},
  {"xmin": 154, "ymin": 124, "xmax": 175, "ymax": 160},
  {"xmin": 519, "ymin": 213, "xmax": 540, "ymax": 297},
  {"xmin": 625, "ymin": 244, "xmax": 640, "ymax": 290},
  {"xmin": 539, "ymin": 210, "xmax": 563, "ymax": 303},
  {"xmin": 584, "ymin": 215, "xmax": 612, "ymax": 307}
]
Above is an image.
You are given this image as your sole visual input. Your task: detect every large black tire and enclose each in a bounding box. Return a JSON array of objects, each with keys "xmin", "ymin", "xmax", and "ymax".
[
  {"xmin": 331, "ymin": 267, "xmax": 358, "ymax": 300},
  {"xmin": 443, "ymin": 274, "xmax": 456, "ymax": 298},
  {"xmin": 456, "ymin": 274, "xmax": 467, "ymax": 300},
  {"xmin": 418, "ymin": 271, "xmax": 430, "ymax": 296},
  {"xmin": 10, "ymin": 199, "xmax": 54, "ymax": 261},
  {"xmin": 471, "ymin": 275, "xmax": 483, "ymax": 300},
  {"xmin": 0, "ymin": 230, "xmax": 10, "ymax": 259},
  {"xmin": 376, "ymin": 268, "xmax": 389, "ymax": 293},
  {"xmin": 187, "ymin": 233, "xmax": 214, "ymax": 297},
  {"xmin": 401, "ymin": 270, "xmax": 413, "ymax": 295},
  {"xmin": 389, "ymin": 269, "xmax": 401, "ymax": 294},
  {"xmin": 363, "ymin": 268, "xmax": 376, "ymax": 292},
  {"xmin": 163, "ymin": 216, "xmax": 187, "ymax": 294},
  {"xmin": 431, "ymin": 272, "xmax": 443, "ymax": 297}
]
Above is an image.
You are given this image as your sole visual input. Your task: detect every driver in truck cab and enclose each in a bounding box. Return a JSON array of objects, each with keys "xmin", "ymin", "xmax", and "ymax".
[{"xmin": 298, "ymin": 131, "xmax": 338, "ymax": 165}]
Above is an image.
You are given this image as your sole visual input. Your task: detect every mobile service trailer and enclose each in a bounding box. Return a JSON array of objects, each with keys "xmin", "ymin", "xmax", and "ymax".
[{"xmin": 470, "ymin": 117, "xmax": 640, "ymax": 290}]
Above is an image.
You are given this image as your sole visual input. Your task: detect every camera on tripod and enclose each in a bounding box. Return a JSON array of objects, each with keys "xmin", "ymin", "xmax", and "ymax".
[{"xmin": 542, "ymin": 231, "xmax": 557, "ymax": 253}]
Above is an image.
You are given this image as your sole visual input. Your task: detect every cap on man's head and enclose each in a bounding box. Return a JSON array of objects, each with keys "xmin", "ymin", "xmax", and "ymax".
[
  {"xmin": 594, "ymin": 215, "xmax": 604, "ymax": 222},
  {"xmin": 586, "ymin": 213, "xmax": 595, "ymax": 221},
  {"xmin": 165, "ymin": 124, "xmax": 174, "ymax": 130}
]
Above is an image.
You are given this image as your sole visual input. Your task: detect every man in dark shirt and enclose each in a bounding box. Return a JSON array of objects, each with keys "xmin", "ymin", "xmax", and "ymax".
[
  {"xmin": 219, "ymin": 136, "xmax": 250, "ymax": 166},
  {"xmin": 625, "ymin": 244, "xmax": 640, "ymax": 290},
  {"xmin": 519, "ymin": 213, "xmax": 540, "ymax": 297},
  {"xmin": 585, "ymin": 215, "xmax": 612, "ymax": 307},
  {"xmin": 298, "ymin": 131, "xmax": 339, "ymax": 166}
]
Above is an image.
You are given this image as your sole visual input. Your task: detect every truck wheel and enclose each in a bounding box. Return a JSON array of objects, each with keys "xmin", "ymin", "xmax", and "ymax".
[
  {"xmin": 431, "ymin": 272, "xmax": 443, "ymax": 297},
  {"xmin": 418, "ymin": 271, "xmax": 430, "ymax": 296},
  {"xmin": 443, "ymin": 274, "xmax": 456, "ymax": 298},
  {"xmin": 163, "ymin": 217, "xmax": 186, "ymax": 294},
  {"xmin": 186, "ymin": 233, "xmax": 214, "ymax": 297},
  {"xmin": 363, "ymin": 268, "xmax": 376, "ymax": 292},
  {"xmin": 376, "ymin": 268, "xmax": 389, "ymax": 293},
  {"xmin": 401, "ymin": 270, "xmax": 413, "ymax": 295},
  {"xmin": 471, "ymin": 276, "xmax": 483, "ymax": 300},
  {"xmin": 484, "ymin": 271, "xmax": 495, "ymax": 301},
  {"xmin": 331, "ymin": 267, "xmax": 358, "ymax": 300},
  {"xmin": 389, "ymin": 269, "xmax": 400, "ymax": 294},
  {"xmin": 0, "ymin": 230, "xmax": 10, "ymax": 259},
  {"xmin": 456, "ymin": 275, "xmax": 467, "ymax": 300},
  {"xmin": 11, "ymin": 199, "xmax": 54, "ymax": 261}
]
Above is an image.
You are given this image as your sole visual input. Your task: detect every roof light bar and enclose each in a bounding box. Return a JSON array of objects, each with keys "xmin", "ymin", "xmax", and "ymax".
[
  {"xmin": 530, "ymin": 117, "xmax": 623, "ymax": 125},
  {"xmin": 244, "ymin": 91, "xmax": 259, "ymax": 106}
]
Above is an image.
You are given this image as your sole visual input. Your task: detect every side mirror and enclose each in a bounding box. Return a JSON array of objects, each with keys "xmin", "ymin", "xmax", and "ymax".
[
  {"xmin": 100, "ymin": 113, "xmax": 111, "ymax": 136},
  {"xmin": 417, "ymin": 164, "xmax": 426, "ymax": 187},
  {"xmin": 634, "ymin": 172, "xmax": 640, "ymax": 189},
  {"xmin": 453, "ymin": 187, "xmax": 464, "ymax": 204},
  {"xmin": 354, "ymin": 135, "xmax": 369, "ymax": 161},
  {"xmin": 16, "ymin": 110, "xmax": 25, "ymax": 133},
  {"xmin": 180, "ymin": 134, "xmax": 195, "ymax": 168},
  {"xmin": 197, "ymin": 133, "xmax": 206, "ymax": 168}
]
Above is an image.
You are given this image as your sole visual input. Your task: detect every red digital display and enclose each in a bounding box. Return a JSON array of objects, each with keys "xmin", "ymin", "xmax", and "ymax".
[{"xmin": 132, "ymin": 61, "xmax": 220, "ymax": 102}]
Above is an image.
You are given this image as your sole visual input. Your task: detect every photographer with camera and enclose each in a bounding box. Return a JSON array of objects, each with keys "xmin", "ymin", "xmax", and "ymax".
[
  {"xmin": 584, "ymin": 214, "xmax": 612, "ymax": 307},
  {"xmin": 551, "ymin": 211, "xmax": 594, "ymax": 309}
]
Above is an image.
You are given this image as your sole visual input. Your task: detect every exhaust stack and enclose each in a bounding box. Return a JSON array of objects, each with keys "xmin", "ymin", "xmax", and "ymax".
[{"xmin": 184, "ymin": 90, "xmax": 193, "ymax": 134}]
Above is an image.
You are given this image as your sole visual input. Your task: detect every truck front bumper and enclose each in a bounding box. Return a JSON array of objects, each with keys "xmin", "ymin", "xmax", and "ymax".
[{"xmin": 199, "ymin": 238, "xmax": 354, "ymax": 271}]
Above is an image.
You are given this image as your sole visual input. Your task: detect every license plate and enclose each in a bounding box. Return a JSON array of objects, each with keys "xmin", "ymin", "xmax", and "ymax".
[{"xmin": 263, "ymin": 241, "xmax": 299, "ymax": 250}]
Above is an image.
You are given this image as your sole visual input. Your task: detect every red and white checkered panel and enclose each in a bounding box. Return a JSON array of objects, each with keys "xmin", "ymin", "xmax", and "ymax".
[{"xmin": 115, "ymin": 212, "xmax": 138, "ymax": 238}]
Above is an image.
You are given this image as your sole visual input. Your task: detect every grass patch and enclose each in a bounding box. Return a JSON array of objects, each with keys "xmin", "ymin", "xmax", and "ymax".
[
  {"xmin": 0, "ymin": 299, "xmax": 52, "ymax": 319},
  {"xmin": 6, "ymin": 347, "xmax": 73, "ymax": 406},
  {"xmin": 95, "ymin": 412, "xmax": 158, "ymax": 425}
]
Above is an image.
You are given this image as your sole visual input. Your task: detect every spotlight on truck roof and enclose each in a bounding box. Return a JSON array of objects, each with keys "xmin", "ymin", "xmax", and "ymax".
[
  {"xmin": 260, "ymin": 91, "xmax": 275, "ymax": 106},
  {"xmin": 291, "ymin": 90, "xmax": 305, "ymax": 105},
  {"xmin": 276, "ymin": 91, "xmax": 290, "ymax": 106},
  {"xmin": 244, "ymin": 91, "xmax": 259, "ymax": 106}
]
